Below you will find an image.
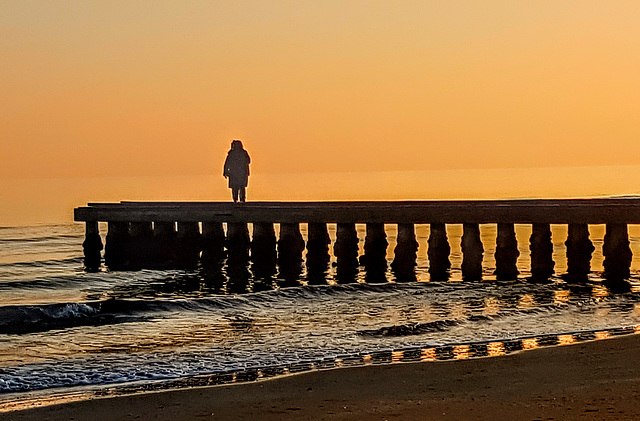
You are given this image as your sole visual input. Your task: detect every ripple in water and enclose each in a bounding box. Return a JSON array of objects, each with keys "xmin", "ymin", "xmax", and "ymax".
[{"xmin": 1, "ymin": 223, "xmax": 640, "ymax": 400}]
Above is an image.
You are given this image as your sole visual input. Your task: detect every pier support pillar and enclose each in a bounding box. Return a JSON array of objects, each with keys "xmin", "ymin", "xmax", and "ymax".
[
  {"xmin": 105, "ymin": 221, "xmax": 130, "ymax": 270},
  {"xmin": 226, "ymin": 223, "xmax": 250, "ymax": 262},
  {"xmin": 82, "ymin": 221, "xmax": 103, "ymax": 272},
  {"xmin": 176, "ymin": 222, "xmax": 201, "ymax": 269},
  {"xmin": 495, "ymin": 223, "xmax": 519, "ymax": 281},
  {"xmin": 362, "ymin": 223, "xmax": 388, "ymax": 282},
  {"xmin": 565, "ymin": 224, "xmax": 593, "ymax": 281},
  {"xmin": 603, "ymin": 223, "xmax": 632, "ymax": 281},
  {"xmin": 428, "ymin": 223, "xmax": 451, "ymax": 281},
  {"xmin": 251, "ymin": 223, "xmax": 277, "ymax": 278},
  {"xmin": 530, "ymin": 223, "xmax": 554, "ymax": 281},
  {"xmin": 201, "ymin": 222, "xmax": 225, "ymax": 268},
  {"xmin": 277, "ymin": 223, "xmax": 305, "ymax": 283},
  {"xmin": 391, "ymin": 224, "xmax": 419, "ymax": 281},
  {"xmin": 226, "ymin": 223, "xmax": 251, "ymax": 292},
  {"xmin": 306, "ymin": 223, "xmax": 331, "ymax": 283},
  {"xmin": 335, "ymin": 223, "xmax": 359, "ymax": 282},
  {"xmin": 461, "ymin": 223, "xmax": 483, "ymax": 281},
  {"xmin": 153, "ymin": 222, "xmax": 177, "ymax": 268},
  {"xmin": 129, "ymin": 221, "xmax": 154, "ymax": 269}
]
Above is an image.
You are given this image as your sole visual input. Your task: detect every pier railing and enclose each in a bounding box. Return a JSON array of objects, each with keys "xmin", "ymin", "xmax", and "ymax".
[{"xmin": 74, "ymin": 199, "xmax": 640, "ymax": 282}]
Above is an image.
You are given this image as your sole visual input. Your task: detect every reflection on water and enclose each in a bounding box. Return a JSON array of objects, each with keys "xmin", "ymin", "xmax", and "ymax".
[
  {"xmin": 518, "ymin": 294, "xmax": 535, "ymax": 309},
  {"xmin": 453, "ymin": 345, "xmax": 470, "ymax": 360},
  {"xmin": 487, "ymin": 342, "xmax": 506, "ymax": 357},
  {"xmin": 554, "ymin": 290, "xmax": 570, "ymax": 304},
  {"xmin": 421, "ymin": 348, "xmax": 437, "ymax": 362},
  {"xmin": 558, "ymin": 334, "xmax": 575, "ymax": 346},
  {"xmin": 592, "ymin": 285, "xmax": 610, "ymax": 300},
  {"xmin": 75, "ymin": 222, "xmax": 640, "ymax": 293},
  {"xmin": 5, "ymin": 222, "xmax": 640, "ymax": 401},
  {"xmin": 3, "ymin": 325, "xmax": 640, "ymax": 414}
]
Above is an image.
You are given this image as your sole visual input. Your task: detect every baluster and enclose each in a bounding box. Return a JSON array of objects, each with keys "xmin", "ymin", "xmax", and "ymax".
[
  {"xmin": 82, "ymin": 221, "xmax": 102, "ymax": 272},
  {"xmin": 105, "ymin": 221, "xmax": 130, "ymax": 270},
  {"xmin": 530, "ymin": 223, "xmax": 554, "ymax": 281},
  {"xmin": 362, "ymin": 223, "xmax": 388, "ymax": 282},
  {"xmin": 226, "ymin": 222, "xmax": 251, "ymax": 292},
  {"xmin": 603, "ymin": 223, "xmax": 632, "ymax": 281},
  {"xmin": 277, "ymin": 223, "xmax": 305, "ymax": 283},
  {"xmin": 130, "ymin": 221, "xmax": 153, "ymax": 269},
  {"xmin": 461, "ymin": 223, "xmax": 483, "ymax": 281},
  {"xmin": 201, "ymin": 222, "xmax": 225, "ymax": 268},
  {"xmin": 176, "ymin": 222, "xmax": 201, "ymax": 269},
  {"xmin": 391, "ymin": 224, "xmax": 418, "ymax": 281},
  {"xmin": 428, "ymin": 223, "xmax": 450, "ymax": 281},
  {"xmin": 565, "ymin": 224, "xmax": 593, "ymax": 281},
  {"xmin": 153, "ymin": 221, "xmax": 177, "ymax": 268},
  {"xmin": 335, "ymin": 223, "xmax": 359, "ymax": 282},
  {"xmin": 495, "ymin": 223, "xmax": 519, "ymax": 280},
  {"xmin": 306, "ymin": 223, "xmax": 331, "ymax": 284}
]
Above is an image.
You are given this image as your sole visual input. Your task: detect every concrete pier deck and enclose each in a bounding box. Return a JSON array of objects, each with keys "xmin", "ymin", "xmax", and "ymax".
[
  {"xmin": 73, "ymin": 199, "xmax": 640, "ymax": 278},
  {"xmin": 75, "ymin": 198, "xmax": 640, "ymax": 224}
]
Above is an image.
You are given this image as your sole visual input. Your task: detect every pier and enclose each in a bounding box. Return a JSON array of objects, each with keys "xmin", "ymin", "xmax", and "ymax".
[{"xmin": 74, "ymin": 199, "xmax": 640, "ymax": 282}]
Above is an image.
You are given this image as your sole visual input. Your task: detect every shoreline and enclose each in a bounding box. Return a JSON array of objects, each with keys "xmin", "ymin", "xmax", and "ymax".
[
  {"xmin": 0, "ymin": 326, "xmax": 634, "ymax": 412},
  {"xmin": 4, "ymin": 333, "xmax": 640, "ymax": 420}
]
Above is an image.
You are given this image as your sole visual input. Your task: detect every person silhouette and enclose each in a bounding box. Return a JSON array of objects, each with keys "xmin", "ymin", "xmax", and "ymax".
[{"xmin": 223, "ymin": 140, "xmax": 251, "ymax": 203}]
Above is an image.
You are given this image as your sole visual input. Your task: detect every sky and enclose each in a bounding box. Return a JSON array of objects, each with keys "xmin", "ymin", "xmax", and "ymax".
[{"xmin": 2, "ymin": 1, "xmax": 640, "ymax": 182}]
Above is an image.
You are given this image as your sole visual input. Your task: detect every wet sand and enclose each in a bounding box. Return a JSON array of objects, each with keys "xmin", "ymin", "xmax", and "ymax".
[{"xmin": 5, "ymin": 333, "xmax": 640, "ymax": 420}]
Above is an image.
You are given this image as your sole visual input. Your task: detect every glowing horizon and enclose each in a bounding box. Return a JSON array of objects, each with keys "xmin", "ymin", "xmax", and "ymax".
[{"xmin": 3, "ymin": 1, "xmax": 640, "ymax": 184}]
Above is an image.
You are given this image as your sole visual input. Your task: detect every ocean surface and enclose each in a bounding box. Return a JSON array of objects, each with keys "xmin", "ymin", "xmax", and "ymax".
[{"xmin": 2, "ymin": 220, "xmax": 640, "ymax": 409}]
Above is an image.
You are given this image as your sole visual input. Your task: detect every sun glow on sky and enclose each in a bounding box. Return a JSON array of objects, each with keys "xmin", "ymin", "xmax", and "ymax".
[{"xmin": 3, "ymin": 1, "xmax": 640, "ymax": 182}]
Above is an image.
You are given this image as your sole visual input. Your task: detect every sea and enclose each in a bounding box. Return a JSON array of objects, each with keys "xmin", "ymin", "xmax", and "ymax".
[{"xmin": 3, "ymin": 166, "xmax": 640, "ymax": 411}]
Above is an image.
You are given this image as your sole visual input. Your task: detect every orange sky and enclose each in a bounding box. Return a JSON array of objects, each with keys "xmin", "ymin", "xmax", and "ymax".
[{"xmin": 2, "ymin": 1, "xmax": 640, "ymax": 180}]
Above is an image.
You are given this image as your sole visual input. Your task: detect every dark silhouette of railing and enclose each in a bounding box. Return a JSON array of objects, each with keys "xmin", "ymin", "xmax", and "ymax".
[{"xmin": 75, "ymin": 199, "xmax": 639, "ymax": 283}]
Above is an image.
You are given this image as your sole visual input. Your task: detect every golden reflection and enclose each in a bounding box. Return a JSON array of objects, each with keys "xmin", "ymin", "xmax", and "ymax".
[
  {"xmin": 629, "ymin": 280, "xmax": 640, "ymax": 293},
  {"xmin": 554, "ymin": 290, "xmax": 570, "ymax": 304},
  {"xmin": 416, "ymin": 305, "xmax": 435, "ymax": 323},
  {"xmin": 487, "ymin": 342, "xmax": 506, "ymax": 357},
  {"xmin": 449, "ymin": 303, "xmax": 469, "ymax": 320},
  {"xmin": 334, "ymin": 358, "xmax": 343, "ymax": 367},
  {"xmin": 453, "ymin": 345, "xmax": 470, "ymax": 360},
  {"xmin": 417, "ymin": 272, "xmax": 430, "ymax": 283},
  {"xmin": 592, "ymin": 285, "xmax": 609, "ymax": 300},
  {"xmin": 0, "ymin": 392, "xmax": 95, "ymax": 413},
  {"xmin": 635, "ymin": 325, "xmax": 640, "ymax": 335},
  {"xmin": 518, "ymin": 294, "xmax": 535, "ymax": 309},
  {"xmin": 522, "ymin": 338, "xmax": 539, "ymax": 350},
  {"xmin": 595, "ymin": 331, "xmax": 610, "ymax": 340},
  {"xmin": 421, "ymin": 348, "xmax": 437, "ymax": 362},
  {"xmin": 362, "ymin": 354, "xmax": 372, "ymax": 365},
  {"xmin": 483, "ymin": 297, "xmax": 502, "ymax": 316},
  {"xmin": 392, "ymin": 351, "xmax": 404, "ymax": 363},
  {"xmin": 380, "ymin": 307, "xmax": 402, "ymax": 324},
  {"xmin": 447, "ymin": 276, "xmax": 464, "ymax": 283},
  {"xmin": 558, "ymin": 334, "xmax": 575, "ymax": 346}
]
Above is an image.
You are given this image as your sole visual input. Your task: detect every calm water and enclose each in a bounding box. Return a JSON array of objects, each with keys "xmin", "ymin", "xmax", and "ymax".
[{"xmin": 2, "ymin": 221, "xmax": 640, "ymax": 407}]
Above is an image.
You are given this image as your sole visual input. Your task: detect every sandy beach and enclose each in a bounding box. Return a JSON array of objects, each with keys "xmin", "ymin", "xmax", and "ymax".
[{"xmin": 3, "ymin": 333, "xmax": 640, "ymax": 420}]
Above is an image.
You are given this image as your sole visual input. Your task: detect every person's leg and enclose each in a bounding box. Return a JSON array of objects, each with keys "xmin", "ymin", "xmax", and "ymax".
[
  {"xmin": 239, "ymin": 187, "xmax": 246, "ymax": 202},
  {"xmin": 232, "ymin": 188, "xmax": 239, "ymax": 202}
]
